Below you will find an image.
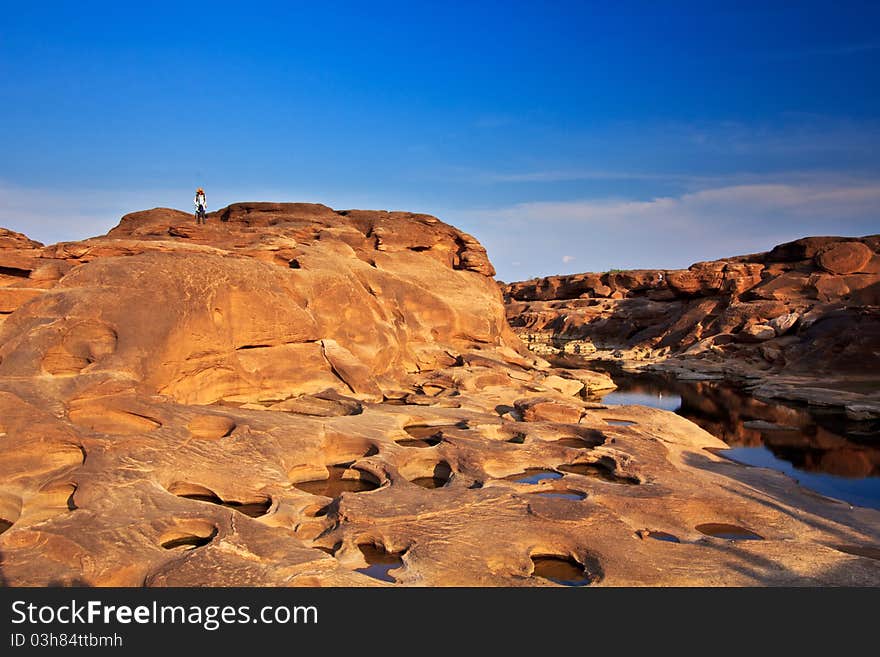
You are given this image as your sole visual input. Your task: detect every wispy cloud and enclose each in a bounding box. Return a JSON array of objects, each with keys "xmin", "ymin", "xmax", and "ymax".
[
  {"xmin": 480, "ymin": 183, "xmax": 880, "ymax": 227},
  {"xmin": 561, "ymin": 255, "xmax": 575, "ymax": 264},
  {"xmin": 456, "ymin": 181, "xmax": 880, "ymax": 281}
]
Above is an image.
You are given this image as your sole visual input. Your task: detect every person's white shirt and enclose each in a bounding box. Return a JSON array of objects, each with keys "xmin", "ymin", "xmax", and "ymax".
[{"xmin": 194, "ymin": 193, "xmax": 206, "ymax": 210}]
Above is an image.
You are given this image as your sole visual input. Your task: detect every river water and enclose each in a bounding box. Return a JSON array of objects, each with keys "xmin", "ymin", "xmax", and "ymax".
[{"xmin": 590, "ymin": 366, "xmax": 880, "ymax": 510}]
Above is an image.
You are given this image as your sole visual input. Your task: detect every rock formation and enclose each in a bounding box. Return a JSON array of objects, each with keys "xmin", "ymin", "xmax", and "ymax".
[
  {"xmin": 504, "ymin": 235, "xmax": 880, "ymax": 418},
  {"xmin": 0, "ymin": 208, "xmax": 877, "ymax": 586}
]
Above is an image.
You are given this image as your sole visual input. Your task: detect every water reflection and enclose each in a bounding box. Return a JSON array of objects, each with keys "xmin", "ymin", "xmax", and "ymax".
[
  {"xmin": 602, "ymin": 390, "xmax": 682, "ymax": 412},
  {"xmin": 595, "ymin": 368, "xmax": 880, "ymax": 510}
]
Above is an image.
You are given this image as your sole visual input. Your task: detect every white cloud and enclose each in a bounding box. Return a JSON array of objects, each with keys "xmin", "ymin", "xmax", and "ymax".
[
  {"xmin": 561, "ymin": 255, "xmax": 575, "ymax": 264},
  {"xmin": 481, "ymin": 183, "xmax": 880, "ymax": 227},
  {"xmin": 456, "ymin": 181, "xmax": 880, "ymax": 281}
]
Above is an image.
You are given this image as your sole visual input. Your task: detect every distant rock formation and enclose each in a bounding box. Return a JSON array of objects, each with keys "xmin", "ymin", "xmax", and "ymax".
[
  {"xmin": 0, "ymin": 209, "xmax": 877, "ymax": 586},
  {"xmin": 504, "ymin": 235, "xmax": 880, "ymax": 416}
]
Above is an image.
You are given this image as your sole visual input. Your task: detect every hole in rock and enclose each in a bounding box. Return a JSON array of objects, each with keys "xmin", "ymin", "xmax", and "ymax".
[
  {"xmin": 409, "ymin": 461, "xmax": 453, "ymax": 489},
  {"xmin": 408, "ymin": 245, "xmax": 431, "ymax": 252},
  {"xmin": 604, "ymin": 419, "xmax": 636, "ymax": 427},
  {"xmin": 531, "ymin": 555, "xmax": 595, "ymax": 586},
  {"xmin": 396, "ymin": 436, "xmax": 442, "ymax": 448},
  {"xmin": 42, "ymin": 322, "xmax": 118, "ymax": 375},
  {"xmin": 277, "ymin": 393, "xmax": 363, "ymax": 417},
  {"xmin": 506, "ymin": 433, "xmax": 527, "ymax": 444},
  {"xmin": 638, "ymin": 530, "xmax": 681, "ymax": 543},
  {"xmin": 315, "ymin": 542, "xmax": 341, "ymax": 556},
  {"xmin": 160, "ymin": 527, "xmax": 218, "ymax": 550},
  {"xmin": 0, "ymin": 265, "xmax": 30, "ymax": 278},
  {"xmin": 0, "ymin": 519, "xmax": 12, "ymax": 535},
  {"xmin": 403, "ymin": 422, "xmax": 468, "ymax": 441},
  {"xmin": 555, "ymin": 428, "xmax": 606, "ymax": 449},
  {"xmin": 558, "ymin": 458, "xmax": 639, "ymax": 484},
  {"xmin": 495, "ymin": 404, "xmax": 516, "ymax": 416},
  {"xmin": 355, "ymin": 542, "xmax": 405, "ymax": 583},
  {"xmin": 505, "ymin": 468, "xmax": 563, "ymax": 485},
  {"xmin": 829, "ymin": 545, "xmax": 880, "ymax": 561},
  {"xmin": 324, "ymin": 436, "xmax": 379, "ymax": 463},
  {"xmin": 304, "ymin": 503, "xmax": 332, "ymax": 518},
  {"xmin": 527, "ymin": 490, "xmax": 586, "ymax": 501},
  {"xmin": 168, "ymin": 483, "xmax": 271, "ymax": 517},
  {"xmin": 294, "ymin": 466, "xmax": 381, "ymax": 497},
  {"xmin": 696, "ymin": 523, "xmax": 764, "ymax": 541},
  {"xmin": 187, "ymin": 415, "xmax": 236, "ymax": 440},
  {"xmin": 289, "ymin": 259, "xmax": 301, "ymax": 269}
]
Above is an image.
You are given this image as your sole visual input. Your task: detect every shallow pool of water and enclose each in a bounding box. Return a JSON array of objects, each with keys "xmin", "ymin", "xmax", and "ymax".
[
  {"xmin": 505, "ymin": 469, "xmax": 563, "ymax": 484},
  {"xmin": 527, "ymin": 490, "xmax": 586, "ymax": 500},
  {"xmin": 601, "ymin": 390, "xmax": 682, "ymax": 412},
  {"xmin": 531, "ymin": 556, "xmax": 592, "ymax": 586},
  {"xmin": 355, "ymin": 543, "xmax": 403, "ymax": 583},
  {"xmin": 595, "ymin": 368, "xmax": 880, "ymax": 510}
]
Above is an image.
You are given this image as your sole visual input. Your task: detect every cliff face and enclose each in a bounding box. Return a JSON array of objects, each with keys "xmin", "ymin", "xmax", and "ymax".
[
  {"xmin": 504, "ymin": 235, "xmax": 880, "ymax": 408},
  {"xmin": 0, "ymin": 210, "xmax": 877, "ymax": 587}
]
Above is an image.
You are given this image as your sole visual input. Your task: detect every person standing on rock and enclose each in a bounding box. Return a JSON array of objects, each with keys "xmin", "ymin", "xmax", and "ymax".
[{"xmin": 194, "ymin": 188, "xmax": 207, "ymax": 224}]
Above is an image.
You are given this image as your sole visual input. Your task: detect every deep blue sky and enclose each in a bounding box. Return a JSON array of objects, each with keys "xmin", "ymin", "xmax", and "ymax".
[{"xmin": 1, "ymin": 1, "xmax": 878, "ymax": 280}]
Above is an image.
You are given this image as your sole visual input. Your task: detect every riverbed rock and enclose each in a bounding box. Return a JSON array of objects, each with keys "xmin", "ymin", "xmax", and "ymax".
[
  {"xmin": 816, "ymin": 241, "xmax": 873, "ymax": 275},
  {"xmin": 739, "ymin": 324, "xmax": 777, "ymax": 342},
  {"xmin": 503, "ymin": 233, "xmax": 880, "ymax": 412},
  {"xmin": 0, "ymin": 208, "xmax": 877, "ymax": 587}
]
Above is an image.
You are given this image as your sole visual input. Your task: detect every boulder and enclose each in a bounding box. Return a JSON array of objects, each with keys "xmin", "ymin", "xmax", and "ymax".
[
  {"xmin": 769, "ymin": 313, "xmax": 800, "ymax": 336},
  {"xmin": 738, "ymin": 324, "xmax": 776, "ymax": 342},
  {"xmin": 816, "ymin": 241, "xmax": 873, "ymax": 275}
]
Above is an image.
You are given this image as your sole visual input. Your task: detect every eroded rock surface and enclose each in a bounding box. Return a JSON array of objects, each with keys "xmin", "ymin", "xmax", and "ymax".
[
  {"xmin": 504, "ymin": 235, "xmax": 880, "ymax": 418},
  {"xmin": 0, "ymin": 209, "xmax": 877, "ymax": 586}
]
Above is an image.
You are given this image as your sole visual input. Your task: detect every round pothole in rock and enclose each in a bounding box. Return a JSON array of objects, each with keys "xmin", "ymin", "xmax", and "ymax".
[
  {"xmin": 505, "ymin": 468, "xmax": 563, "ymax": 485},
  {"xmin": 396, "ymin": 436, "xmax": 442, "ymax": 448},
  {"xmin": 303, "ymin": 503, "xmax": 332, "ymax": 518},
  {"xmin": 355, "ymin": 543, "xmax": 404, "ymax": 583},
  {"xmin": 410, "ymin": 461, "xmax": 453, "ymax": 489},
  {"xmin": 314, "ymin": 542, "xmax": 341, "ymax": 557},
  {"xmin": 187, "ymin": 415, "xmax": 236, "ymax": 440},
  {"xmin": 555, "ymin": 429, "xmax": 606, "ymax": 449},
  {"xmin": 558, "ymin": 460, "xmax": 639, "ymax": 485},
  {"xmin": 531, "ymin": 555, "xmax": 593, "ymax": 586},
  {"xmin": 294, "ymin": 466, "xmax": 381, "ymax": 497},
  {"xmin": 604, "ymin": 419, "xmax": 636, "ymax": 427},
  {"xmin": 403, "ymin": 422, "xmax": 468, "ymax": 441},
  {"xmin": 638, "ymin": 529, "xmax": 681, "ymax": 543},
  {"xmin": 160, "ymin": 526, "xmax": 218, "ymax": 550},
  {"xmin": 696, "ymin": 523, "xmax": 764, "ymax": 541},
  {"xmin": 180, "ymin": 494, "xmax": 271, "ymax": 518},
  {"xmin": 527, "ymin": 490, "xmax": 587, "ymax": 501},
  {"xmin": 169, "ymin": 483, "xmax": 272, "ymax": 518}
]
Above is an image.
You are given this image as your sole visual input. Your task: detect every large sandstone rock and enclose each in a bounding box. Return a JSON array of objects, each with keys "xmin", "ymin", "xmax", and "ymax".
[
  {"xmin": 0, "ymin": 208, "xmax": 878, "ymax": 587},
  {"xmin": 816, "ymin": 241, "xmax": 873, "ymax": 275}
]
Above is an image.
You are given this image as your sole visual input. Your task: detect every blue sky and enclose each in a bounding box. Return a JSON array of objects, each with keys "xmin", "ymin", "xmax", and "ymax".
[{"xmin": 1, "ymin": 1, "xmax": 878, "ymax": 281}]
